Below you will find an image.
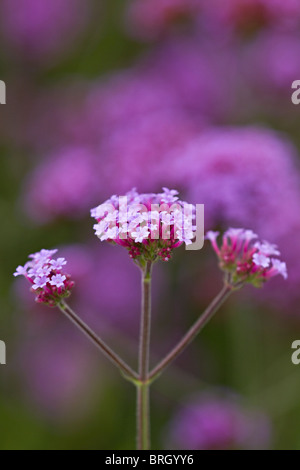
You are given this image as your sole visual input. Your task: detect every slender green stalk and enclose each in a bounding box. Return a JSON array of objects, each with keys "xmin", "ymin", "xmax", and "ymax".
[
  {"xmin": 137, "ymin": 383, "xmax": 150, "ymax": 450},
  {"xmin": 58, "ymin": 301, "xmax": 138, "ymax": 381},
  {"xmin": 149, "ymin": 284, "xmax": 232, "ymax": 381},
  {"xmin": 137, "ymin": 261, "xmax": 152, "ymax": 450}
]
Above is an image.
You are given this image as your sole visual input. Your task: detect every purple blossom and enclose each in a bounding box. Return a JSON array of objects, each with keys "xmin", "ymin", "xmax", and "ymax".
[
  {"xmin": 168, "ymin": 127, "xmax": 300, "ymax": 240},
  {"xmin": 50, "ymin": 258, "xmax": 67, "ymax": 270},
  {"xmin": 164, "ymin": 125, "xmax": 300, "ymax": 304},
  {"xmin": 24, "ymin": 147, "xmax": 102, "ymax": 223},
  {"xmin": 32, "ymin": 276, "xmax": 48, "ymax": 290},
  {"xmin": 254, "ymin": 241, "xmax": 280, "ymax": 257},
  {"xmin": 50, "ymin": 274, "xmax": 67, "ymax": 288},
  {"xmin": 18, "ymin": 325, "xmax": 98, "ymax": 420},
  {"xmin": 98, "ymin": 109, "xmax": 202, "ymax": 195},
  {"xmin": 167, "ymin": 393, "xmax": 272, "ymax": 450},
  {"xmin": 269, "ymin": 259, "xmax": 288, "ymax": 280},
  {"xmin": 14, "ymin": 249, "xmax": 74, "ymax": 307},
  {"xmin": 22, "ymin": 38, "xmax": 237, "ymax": 222},
  {"xmin": 252, "ymin": 253, "xmax": 270, "ymax": 269},
  {"xmin": 91, "ymin": 188, "xmax": 196, "ymax": 263}
]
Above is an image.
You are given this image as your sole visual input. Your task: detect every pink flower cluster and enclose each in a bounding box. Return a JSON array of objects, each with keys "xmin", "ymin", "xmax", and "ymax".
[
  {"xmin": 206, "ymin": 229, "xmax": 287, "ymax": 288},
  {"xmin": 14, "ymin": 249, "xmax": 74, "ymax": 307},
  {"xmin": 91, "ymin": 188, "xmax": 196, "ymax": 263}
]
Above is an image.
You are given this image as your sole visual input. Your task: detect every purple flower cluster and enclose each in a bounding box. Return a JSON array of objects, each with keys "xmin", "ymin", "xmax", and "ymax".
[
  {"xmin": 18, "ymin": 326, "xmax": 98, "ymax": 420},
  {"xmin": 91, "ymin": 188, "xmax": 196, "ymax": 263},
  {"xmin": 206, "ymin": 229, "xmax": 287, "ymax": 287},
  {"xmin": 14, "ymin": 249, "xmax": 74, "ymax": 307},
  {"xmin": 243, "ymin": 31, "xmax": 300, "ymax": 101},
  {"xmin": 168, "ymin": 126, "xmax": 300, "ymax": 239},
  {"xmin": 167, "ymin": 394, "xmax": 272, "ymax": 450},
  {"xmin": 99, "ymin": 109, "xmax": 201, "ymax": 194},
  {"xmin": 0, "ymin": 0, "xmax": 90, "ymax": 62},
  {"xmin": 24, "ymin": 147, "xmax": 101, "ymax": 223}
]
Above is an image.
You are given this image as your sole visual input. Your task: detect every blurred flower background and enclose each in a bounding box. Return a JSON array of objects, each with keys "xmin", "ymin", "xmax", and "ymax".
[{"xmin": 1, "ymin": 0, "xmax": 300, "ymax": 450}]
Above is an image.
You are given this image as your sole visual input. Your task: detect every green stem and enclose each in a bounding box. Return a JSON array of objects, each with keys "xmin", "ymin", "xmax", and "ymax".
[
  {"xmin": 137, "ymin": 261, "xmax": 152, "ymax": 450},
  {"xmin": 137, "ymin": 383, "xmax": 150, "ymax": 450},
  {"xmin": 149, "ymin": 284, "xmax": 232, "ymax": 381}
]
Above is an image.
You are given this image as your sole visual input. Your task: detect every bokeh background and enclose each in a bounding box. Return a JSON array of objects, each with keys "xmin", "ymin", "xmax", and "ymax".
[{"xmin": 1, "ymin": 0, "xmax": 300, "ymax": 450}]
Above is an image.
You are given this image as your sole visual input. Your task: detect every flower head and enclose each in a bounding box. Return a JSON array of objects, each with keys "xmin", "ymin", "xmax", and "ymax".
[
  {"xmin": 14, "ymin": 249, "xmax": 74, "ymax": 307},
  {"xmin": 206, "ymin": 228, "xmax": 287, "ymax": 288},
  {"xmin": 91, "ymin": 188, "xmax": 196, "ymax": 265}
]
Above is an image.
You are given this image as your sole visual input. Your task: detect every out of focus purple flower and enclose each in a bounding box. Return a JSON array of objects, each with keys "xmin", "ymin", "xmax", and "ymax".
[
  {"xmin": 22, "ymin": 35, "xmax": 236, "ymax": 153},
  {"xmin": 77, "ymin": 36, "xmax": 230, "ymax": 133},
  {"xmin": 24, "ymin": 147, "xmax": 103, "ymax": 223},
  {"xmin": 243, "ymin": 31, "xmax": 300, "ymax": 106},
  {"xmin": 0, "ymin": 0, "xmax": 90, "ymax": 62},
  {"xmin": 167, "ymin": 393, "xmax": 272, "ymax": 450},
  {"xmin": 22, "ymin": 36, "xmax": 238, "ymax": 221},
  {"xmin": 19, "ymin": 327, "xmax": 98, "ymax": 421},
  {"xmin": 125, "ymin": 0, "xmax": 202, "ymax": 41},
  {"xmin": 169, "ymin": 126, "xmax": 300, "ymax": 239},
  {"xmin": 98, "ymin": 36, "xmax": 237, "ymax": 121},
  {"xmin": 143, "ymin": 37, "xmax": 238, "ymax": 121},
  {"xmin": 23, "ymin": 111, "xmax": 201, "ymax": 221},
  {"xmin": 100, "ymin": 110, "xmax": 202, "ymax": 193}
]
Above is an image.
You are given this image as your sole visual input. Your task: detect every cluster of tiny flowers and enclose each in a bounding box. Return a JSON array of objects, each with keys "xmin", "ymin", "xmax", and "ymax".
[
  {"xmin": 206, "ymin": 228, "xmax": 287, "ymax": 288},
  {"xmin": 14, "ymin": 249, "xmax": 74, "ymax": 307},
  {"xmin": 91, "ymin": 188, "xmax": 196, "ymax": 264}
]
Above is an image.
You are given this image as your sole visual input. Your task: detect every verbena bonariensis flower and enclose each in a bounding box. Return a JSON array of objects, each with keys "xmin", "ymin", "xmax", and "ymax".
[
  {"xmin": 167, "ymin": 393, "xmax": 272, "ymax": 450},
  {"xmin": 91, "ymin": 188, "xmax": 196, "ymax": 265},
  {"xmin": 14, "ymin": 249, "xmax": 74, "ymax": 307},
  {"xmin": 206, "ymin": 229, "xmax": 287, "ymax": 288},
  {"xmin": 243, "ymin": 31, "xmax": 300, "ymax": 109}
]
